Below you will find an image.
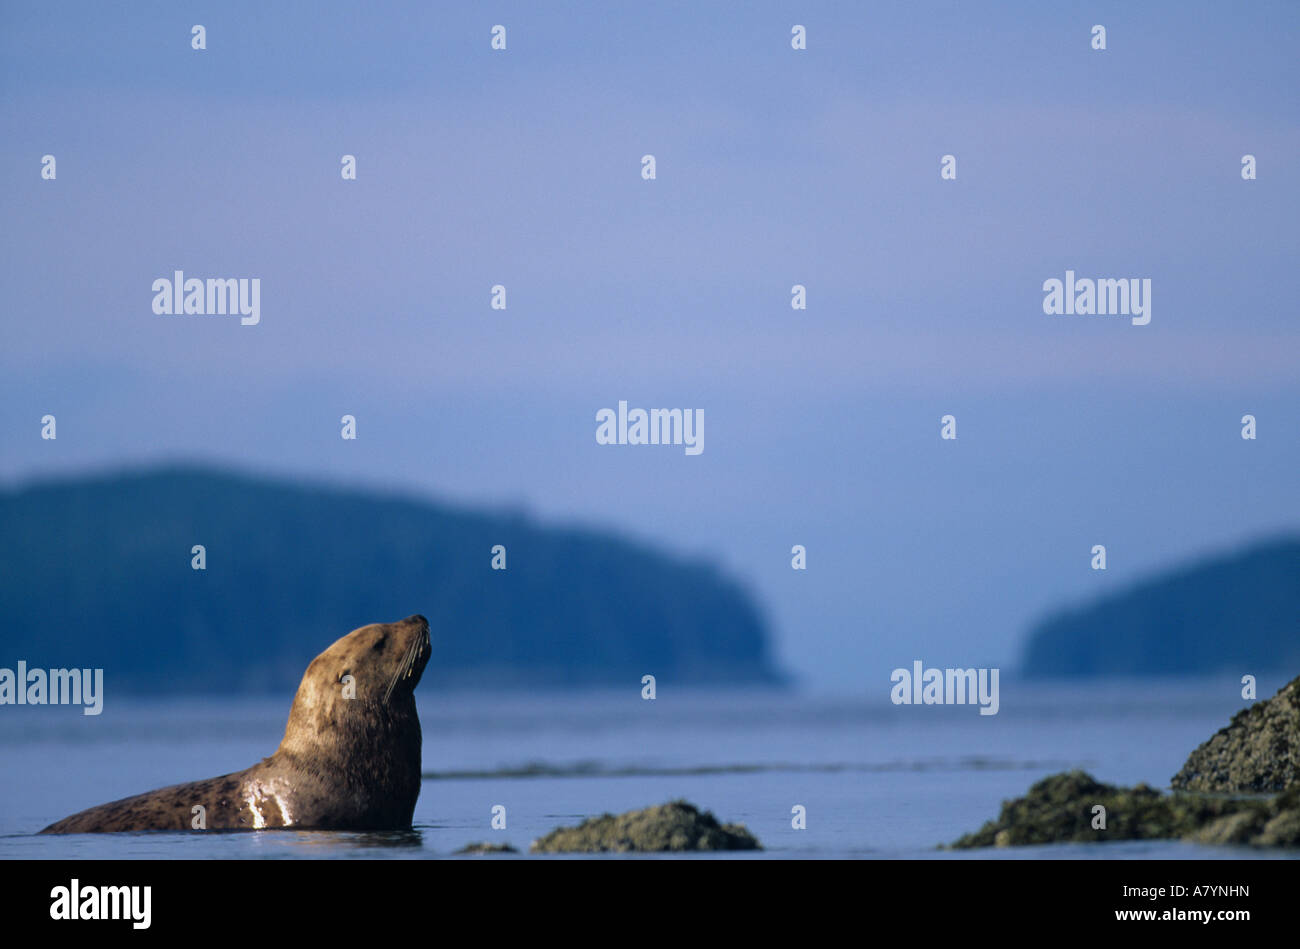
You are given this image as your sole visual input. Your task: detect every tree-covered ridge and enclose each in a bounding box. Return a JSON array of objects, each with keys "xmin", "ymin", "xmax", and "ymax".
[
  {"xmin": 1021, "ymin": 537, "xmax": 1300, "ymax": 677},
  {"xmin": 0, "ymin": 466, "xmax": 783, "ymax": 692}
]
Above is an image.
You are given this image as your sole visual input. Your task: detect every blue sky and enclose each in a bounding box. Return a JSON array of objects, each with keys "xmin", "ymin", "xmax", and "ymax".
[{"xmin": 2, "ymin": 1, "xmax": 1297, "ymax": 691}]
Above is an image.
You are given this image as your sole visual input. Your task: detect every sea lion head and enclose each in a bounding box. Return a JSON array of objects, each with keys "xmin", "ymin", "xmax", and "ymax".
[
  {"xmin": 276, "ymin": 614, "xmax": 431, "ymax": 762},
  {"xmin": 314, "ymin": 613, "xmax": 432, "ymax": 706}
]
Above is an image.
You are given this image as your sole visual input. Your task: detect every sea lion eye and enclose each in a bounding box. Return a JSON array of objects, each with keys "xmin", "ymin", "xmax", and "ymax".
[{"xmin": 338, "ymin": 670, "xmax": 350, "ymax": 682}]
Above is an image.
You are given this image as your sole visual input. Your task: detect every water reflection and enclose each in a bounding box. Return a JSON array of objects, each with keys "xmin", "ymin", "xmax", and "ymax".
[{"xmin": 263, "ymin": 828, "xmax": 425, "ymax": 853}]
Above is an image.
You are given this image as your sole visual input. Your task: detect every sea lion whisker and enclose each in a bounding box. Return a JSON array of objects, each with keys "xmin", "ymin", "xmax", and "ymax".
[{"xmin": 384, "ymin": 633, "xmax": 422, "ymax": 704}]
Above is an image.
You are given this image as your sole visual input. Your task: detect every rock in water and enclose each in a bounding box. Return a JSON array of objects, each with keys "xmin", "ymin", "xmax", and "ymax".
[
  {"xmin": 948, "ymin": 770, "xmax": 1300, "ymax": 849},
  {"xmin": 530, "ymin": 801, "xmax": 761, "ymax": 853},
  {"xmin": 951, "ymin": 771, "xmax": 1175, "ymax": 848},
  {"xmin": 1171, "ymin": 675, "xmax": 1300, "ymax": 792},
  {"xmin": 455, "ymin": 842, "xmax": 518, "ymax": 854}
]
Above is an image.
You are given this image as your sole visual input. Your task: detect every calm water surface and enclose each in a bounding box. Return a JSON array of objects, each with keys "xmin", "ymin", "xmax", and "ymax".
[{"xmin": 2, "ymin": 676, "xmax": 1296, "ymax": 859}]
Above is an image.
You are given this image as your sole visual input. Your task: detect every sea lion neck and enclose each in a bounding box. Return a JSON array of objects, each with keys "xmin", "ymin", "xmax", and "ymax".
[{"xmin": 273, "ymin": 675, "xmax": 419, "ymax": 769}]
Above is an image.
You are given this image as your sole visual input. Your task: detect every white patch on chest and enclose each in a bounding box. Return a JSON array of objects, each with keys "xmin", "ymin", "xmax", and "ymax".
[{"xmin": 243, "ymin": 777, "xmax": 295, "ymax": 829}]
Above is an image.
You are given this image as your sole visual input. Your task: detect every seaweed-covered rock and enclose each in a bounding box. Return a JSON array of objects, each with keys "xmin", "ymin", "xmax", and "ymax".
[
  {"xmin": 455, "ymin": 841, "xmax": 519, "ymax": 854},
  {"xmin": 1171, "ymin": 676, "xmax": 1300, "ymax": 792},
  {"xmin": 531, "ymin": 801, "xmax": 761, "ymax": 853},
  {"xmin": 949, "ymin": 770, "xmax": 1300, "ymax": 849}
]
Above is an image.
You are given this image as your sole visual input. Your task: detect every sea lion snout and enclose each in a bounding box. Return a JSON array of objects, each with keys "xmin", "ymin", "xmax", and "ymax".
[{"xmin": 382, "ymin": 614, "xmax": 431, "ymax": 701}]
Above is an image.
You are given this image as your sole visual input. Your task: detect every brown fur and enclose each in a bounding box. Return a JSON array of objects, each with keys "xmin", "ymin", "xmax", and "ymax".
[{"xmin": 40, "ymin": 615, "xmax": 431, "ymax": 833}]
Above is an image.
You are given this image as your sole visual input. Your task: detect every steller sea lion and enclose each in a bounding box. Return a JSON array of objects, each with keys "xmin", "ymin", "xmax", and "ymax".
[{"xmin": 40, "ymin": 614, "xmax": 431, "ymax": 833}]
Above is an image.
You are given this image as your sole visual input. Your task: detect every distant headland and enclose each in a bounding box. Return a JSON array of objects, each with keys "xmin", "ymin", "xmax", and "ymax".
[
  {"xmin": 0, "ymin": 465, "xmax": 785, "ymax": 693},
  {"xmin": 1020, "ymin": 536, "xmax": 1300, "ymax": 677}
]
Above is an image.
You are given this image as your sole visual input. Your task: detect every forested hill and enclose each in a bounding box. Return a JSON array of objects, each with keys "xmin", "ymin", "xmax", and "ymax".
[
  {"xmin": 1021, "ymin": 537, "xmax": 1300, "ymax": 677},
  {"xmin": 0, "ymin": 466, "xmax": 784, "ymax": 692}
]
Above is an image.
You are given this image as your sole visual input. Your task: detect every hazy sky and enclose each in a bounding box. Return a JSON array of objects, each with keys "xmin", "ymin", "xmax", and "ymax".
[{"xmin": 3, "ymin": 1, "xmax": 1297, "ymax": 691}]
